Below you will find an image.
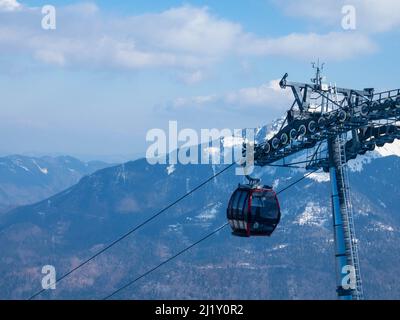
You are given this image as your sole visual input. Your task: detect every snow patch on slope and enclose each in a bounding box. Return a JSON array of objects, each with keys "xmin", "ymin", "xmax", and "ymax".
[
  {"xmin": 375, "ymin": 222, "xmax": 394, "ymax": 232},
  {"xmin": 347, "ymin": 152, "xmax": 380, "ymax": 172},
  {"xmin": 375, "ymin": 140, "xmax": 400, "ymax": 157},
  {"xmin": 368, "ymin": 221, "xmax": 395, "ymax": 232},
  {"xmin": 12, "ymin": 158, "xmax": 30, "ymax": 172},
  {"xmin": 222, "ymin": 136, "xmax": 243, "ymax": 148},
  {"xmin": 307, "ymin": 171, "xmax": 330, "ymax": 183},
  {"xmin": 272, "ymin": 179, "xmax": 280, "ymax": 190},
  {"xmin": 168, "ymin": 223, "xmax": 182, "ymax": 232},
  {"xmin": 32, "ymin": 160, "xmax": 48, "ymax": 175},
  {"xmin": 295, "ymin": 202, "xmax": 328, "ymax": 227},
  {"xmin": 272, "ymin": 244, "xmax": 288, "ymax": 251},
  {"xmin": 196, "ymin": 203, "xmax": 221, "ymax": 221},
  {"xmin": 18, "ymin": 164, "xmax": 29, "ymax": 172},
  {"xmin": 116, "ymin": 164, "xmax": 127, "ymax": 182},
  {"xmin": 166, "ymin": 164, "xmax": 175, "ymax": 175}
]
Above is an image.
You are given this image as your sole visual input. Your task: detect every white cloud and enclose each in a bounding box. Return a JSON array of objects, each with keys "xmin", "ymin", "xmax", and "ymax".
[
  {"xmin": 0, "ymin": 4, "xmax": 378, "ymax": 74},
  {"xmin": 0, "ymin": 5, "xmax": 234, "ymax": 70},
  {"xmin": 170, "ymin": 79, "xmax": 292, "ymax": 111},
  {"xmin": 0, "ymin": 0, "xmax": 21, "ymax": 12},
  {"xmin": 178, "ymin": 70, "xmax": 205, "ymax": 84},
  {"xmin": 239, "ymin": 32, "xmax": 376, "ymax": 60},
  {"xmin": 172, "ymin": 94, "xmax": 218, "ymax": 109},
  {"xmin": 34, "ymin": 50, "xmax": 66, "ymax": 66},
  {"xmin": 224, "ymin": 80, "xmax": 291, "ymax": 107},
  {"xmin": 63, "ymin": 2, "xmax": 99, "ymax": 15},
  {"xmin": 274, "ymin": 0, "xmax": 400, "ymax": 33},
  {"xmin": 124, "ymin": 6, "xmax": 243, "ymax": 56}
]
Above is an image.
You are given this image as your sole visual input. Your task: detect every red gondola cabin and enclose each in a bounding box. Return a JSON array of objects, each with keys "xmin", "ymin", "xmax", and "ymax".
[{"xmin": 227, "ymin": 185, "xmax": 281, "ymax": 237}]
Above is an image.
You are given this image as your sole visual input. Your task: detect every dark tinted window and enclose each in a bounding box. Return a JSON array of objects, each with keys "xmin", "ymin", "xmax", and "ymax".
[
  {"xmin": 230, "ymin": 190, "xmax": 239, "ymax": 219},
  {"xmin": 228, "ymin": 190, "xmax": 238, "ymax": 219},
  {"xmin": 235, "ymin": 191, "xmax": 247, "ymax": 219},
  {"xmin": 251, "ymin": 192, "xmax": 279, "ymax": 220},
  {"xmin": 241, "ymin": 192, "xmax": 249, "ymax": 221}
]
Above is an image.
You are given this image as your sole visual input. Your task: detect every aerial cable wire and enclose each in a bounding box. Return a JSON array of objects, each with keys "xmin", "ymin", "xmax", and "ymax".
[
  {"xmin": 28, "ymin": 163, "xmax": 236, "ymax": 300},
  {"xmin": 103, "ymin": 223, "xmax": 229, "ymax": 300},
  {"xmin": 103, "ymin": 168, "xmax": 320, "ymax": 300},
  {"xmin": 28, "ymin": 154, "xmax": 319, "ymax": 300}
]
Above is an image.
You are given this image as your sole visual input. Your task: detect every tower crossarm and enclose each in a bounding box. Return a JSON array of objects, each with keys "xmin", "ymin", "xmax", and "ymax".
[{"xmin": 253, "ymin": 74, "xmax": 400, "ymax": 168}]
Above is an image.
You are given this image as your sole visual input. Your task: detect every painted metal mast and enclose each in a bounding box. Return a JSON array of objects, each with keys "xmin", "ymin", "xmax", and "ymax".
[
  {"xmin": 328, "ymin": 136, "xmax": 363, "ymax": 300},
  {"xmin": 314, "ymin": 62, "xmax": 363, "ymax": 300},
  {"xmin": 251, "ymin": 62, "xmax": 400, "ymax": 299}
]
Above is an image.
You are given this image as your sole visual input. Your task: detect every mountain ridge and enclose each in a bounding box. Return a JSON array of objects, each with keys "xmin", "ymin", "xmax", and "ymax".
[
  {"xmin": 1, "ymin": 152, "xmax": 399, "ymax": 299},
  {"xmin": 0, "ymin": 155, "xmax": 111, "ymax": 213},
  {"xmin": 1, "ymin": 122, "xmax": 400, "ymax": 299}
]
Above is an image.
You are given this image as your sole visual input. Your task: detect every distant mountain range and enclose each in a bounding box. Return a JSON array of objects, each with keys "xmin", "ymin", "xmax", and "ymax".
[
  {"xmin": 0, "ymin": 155, "xmax": 110, "ymax": 213},
  {"xmin": 0, "ymin": 134, "xmax": 399, "ymax": 300}
]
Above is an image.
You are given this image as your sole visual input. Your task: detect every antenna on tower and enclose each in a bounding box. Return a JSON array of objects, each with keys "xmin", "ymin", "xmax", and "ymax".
[{"xmin": 311, "ymin": 59, "xmax": 325, "ymax": 87}]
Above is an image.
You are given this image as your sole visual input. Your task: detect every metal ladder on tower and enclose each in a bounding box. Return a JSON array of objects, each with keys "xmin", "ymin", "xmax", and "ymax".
[{"xmin": 334, "ymin": 133, "xmax": 364, "ymax": 299}]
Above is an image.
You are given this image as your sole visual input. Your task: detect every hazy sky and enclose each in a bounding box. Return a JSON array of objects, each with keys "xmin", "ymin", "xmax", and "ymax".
[{"xmin": 1, "ymin": 0, "xmax": 399, "ymax": 160}]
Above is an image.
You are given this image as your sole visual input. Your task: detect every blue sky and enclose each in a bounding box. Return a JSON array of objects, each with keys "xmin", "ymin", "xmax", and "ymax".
[{"xmin": 0, "ymin": 0, "xmax": 399, "ymax": 160}]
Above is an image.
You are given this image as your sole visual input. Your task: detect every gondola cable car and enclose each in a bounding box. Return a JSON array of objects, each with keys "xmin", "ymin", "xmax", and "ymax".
[{"xmin": 227, "ymin": 176, "xmax": 281, "ymax": 237}]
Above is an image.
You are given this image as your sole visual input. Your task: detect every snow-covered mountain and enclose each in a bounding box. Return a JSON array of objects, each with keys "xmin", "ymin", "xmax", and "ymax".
[
  {"xmin": 0, "ymin": 125, "xmax": 399, "ymax": 300},
  {"xmin": 0, "ymin": 155, "xmax": 110, "ymax": 213},
  {"xmin": 376, "ymin": 140, "xmax": 400, "ymax": 158}
]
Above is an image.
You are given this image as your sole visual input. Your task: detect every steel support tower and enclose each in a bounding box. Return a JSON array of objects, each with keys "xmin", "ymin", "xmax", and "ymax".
[
  {"xmin": 249, "ymin": 63, "xmax": 400, "ymax": 299},
  {"xmin": 328, "ymin": 136, "xmax": 363, "ymax": 300}
]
